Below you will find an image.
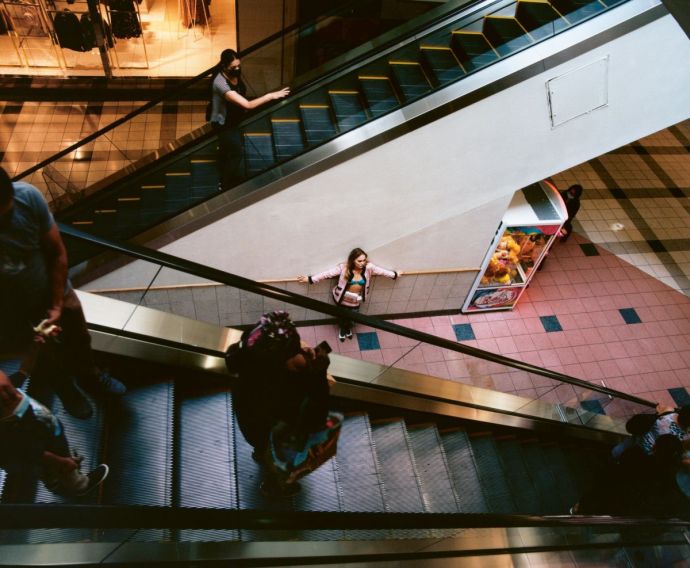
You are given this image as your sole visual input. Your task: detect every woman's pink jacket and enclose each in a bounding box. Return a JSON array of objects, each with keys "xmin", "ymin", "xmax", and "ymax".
[{"xmin": 308, "ymin": 263, "xmax": 398, "ymax": 305}]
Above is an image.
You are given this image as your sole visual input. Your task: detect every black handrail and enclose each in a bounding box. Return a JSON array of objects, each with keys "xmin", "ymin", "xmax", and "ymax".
[
  {"xmin": 1, "ymin": 504, "xmax": 687, "ymax": 530},
  {"xmin": 60, "ymin": 224, "xmax": 657, "ymax": 410},
  {"xmin": 9, "ymin": 0, "xmax": 374, "ymax": 183}
]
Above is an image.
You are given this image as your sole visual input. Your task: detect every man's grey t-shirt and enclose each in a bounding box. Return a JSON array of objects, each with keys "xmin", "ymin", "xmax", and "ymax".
[{"xmin": 0, "ymin": 182, "xmax": 55, "ymax": 332}]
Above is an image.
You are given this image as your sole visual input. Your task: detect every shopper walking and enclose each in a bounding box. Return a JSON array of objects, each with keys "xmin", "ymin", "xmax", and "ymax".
[
  {"xmin": 298, "ymin": 248, "xmax": 400, "ymax": 341},
  {"xmin": 209, "ymin": 49, "xmax": 290, "ymax": 191}
]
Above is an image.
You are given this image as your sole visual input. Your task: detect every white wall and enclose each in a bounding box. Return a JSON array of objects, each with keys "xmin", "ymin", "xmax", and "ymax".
[{"xmin": 87, "ymin": 12, "xmax": 690, "ymax": 314}]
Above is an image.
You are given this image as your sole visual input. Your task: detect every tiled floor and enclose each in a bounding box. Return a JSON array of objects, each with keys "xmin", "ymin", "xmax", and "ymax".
[
  {"xmin": 552, "ymin": 121, "xmax": 690, "ymax": 296},
  {"xmin": 299, "ymin": 120, "xmax": 690, "ymax": 415},
  {"xmin": 0, "ymin": 98, "xmax": 207, "ymax": 204},
  {"xmin": 304, "ymin": 233, "xmax": 690, "ymax": 415}
]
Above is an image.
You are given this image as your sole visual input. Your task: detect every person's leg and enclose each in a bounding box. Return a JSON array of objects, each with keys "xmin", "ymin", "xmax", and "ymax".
[
  {"xmin": 58, "ymin": 289, "xmax": 125, "ymax": 396},
  {"xmin": 40, "ymin": 418, "xmax": 109, "ymax": 497},
  {"xmin": 217, "ymin": 127, "xmax": 243, "ymax": 191},
  {"xmin": 337, "ymin": 306, "xmax": 356, "ymax": 342}
]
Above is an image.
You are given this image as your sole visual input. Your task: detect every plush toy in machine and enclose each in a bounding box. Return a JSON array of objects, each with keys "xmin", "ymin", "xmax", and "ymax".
[
  {"xmin": 495, "ymin": 234, "xmax": 521, "ymax": 266},
  {"xmin": 480, "ymin": 257, "xmax": 501, "ymax": 285},
  {"xmin": 493, "ymin": 264, "xmax": 511, "ymax": 285}
]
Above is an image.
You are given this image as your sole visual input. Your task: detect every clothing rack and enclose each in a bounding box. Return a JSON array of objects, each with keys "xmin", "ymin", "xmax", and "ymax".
[
  {"xmin": 0, "ymin": 2, "xmax": 24, "ymax": 66},
  {"xmin": 103, "ymin": 0, "xmax": 148, "ymax": 68},
  {"xmin": 0, "ymin": 0, "xmax": 62, "ymax": 67},
  {"xmin": 178, "ymin": 0, "xmax": 209, "ymax": 41}
]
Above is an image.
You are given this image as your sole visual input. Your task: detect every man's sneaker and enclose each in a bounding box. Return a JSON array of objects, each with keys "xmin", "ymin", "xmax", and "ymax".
[
  {"xmin": 338, "ymin": 330, "xmax": 346, "ymax": 342},
  {"xmin": 81, "ymin": 371, "xmax": 126, "ymax": 396},
  {"xmin": 345, "ymin": 330, "xmax": 353, "ymax": 340},
  {"xmin": 74, "ymin": 464, "xmax": 109, "ymax": 497},
  {"xmin": 58, "ymin": 382, "xmax": 93, "ymax": 420}
]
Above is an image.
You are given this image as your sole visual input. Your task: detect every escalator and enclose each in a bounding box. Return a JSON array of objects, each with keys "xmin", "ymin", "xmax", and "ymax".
[
  {"xmin": 2, "ymin": 231, "xmax": 689, "ymax": 564},
  {"xmin": 0, "ymin": 350, "xmax": 609, "ymax": 538},
  {"xmin": 56, "ymin": 0, "xmax": 684, "ymax": 266}
]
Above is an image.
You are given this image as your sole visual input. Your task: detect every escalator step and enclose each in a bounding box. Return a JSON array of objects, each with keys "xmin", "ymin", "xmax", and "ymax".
[
  {"xmin": 440, "ymin": 429, "xmax": 490, "ymax": 513},
  {"xmin": 519, "ymin": 440, "xmax": 563, "ymax": 513},
  {"xmin": 419, "ymin": 46, "xmax": 466, "ymax": 86},
  {"xmin": 515, "ymin": 0, "xmax": 569, "ymax": 40},
  {"xmin": 407, "ymin": 425, "xmax": 460, "ymax": 513},
  {"xmin": 359, "ymin": 76, "xmax": 399, "ymax": 118},
  {"xmin": 370, "ymin": 419, "xmax": 426, "ymax": 513},
  {"xmin": 335, "ymin": 413, "xmax": 386, "ymax": 512},
  {"xmin": 550, "ymin": 0, "xmax": 606, "ymax": 24},
  {"xmin": 101, "ymin": 380, "xmax": 174, "ymax": 542},
  {"xmin": 389, "ymin": 61, "xmax": 432, "ymax": 102},
  {"xmin": 483, "ymin": 16, "xmax": 533, "ymax": 57},
  {"xmin": 190, "ymin": 162, "xmax": 218, "ymax": 198},
  {"xmin": 451, "ymin": 32, "xmax": 499, "ymax": 72},
  {"xmin": 468, "ymin": 433, "xmax": 518, "ymax": 514},
  {"xmin": 328, "ymin": 91, "xmax": 368, "ymax": 133},
  {"xmin": 494, "ymin": 437, "xmax": 540, "ymax": 515},
  {"xmin": 271, "ymin": 119, "xmax": 305, "ymax": 161},
  {"xmin": 300, "ymin": 105, "xmax": 337, "ymax": 146},
  {"xmin": 540, "ymin": 443, "xmax": 580, "ymax": 511},
  {"xmin": 165, "ymin": 173, "xmax": 192, "ymax": 203},
  {"xmin": 178, "ymin": 390, "xmax": 238, "ymax": 543},
  {"xmin": 244, "ymin": 133, "xmax": 276, "ymax": 175}
]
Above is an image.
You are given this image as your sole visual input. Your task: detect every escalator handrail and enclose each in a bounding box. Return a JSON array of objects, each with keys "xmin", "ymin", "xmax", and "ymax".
[
  {"xmin": 60, "ymin": 223, "xmax": 657, "ymax": 410},
  {"xmin": 1, "ymin": 503, "xmax": 688, "ymax": 530},
  {"xmin": 8, "ymin": 0, "xmax": 391, "ymax": 184}
]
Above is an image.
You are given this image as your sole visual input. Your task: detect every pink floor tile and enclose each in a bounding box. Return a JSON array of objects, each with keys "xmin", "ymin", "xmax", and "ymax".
[
  {"xmin": 539, "ymin": 350, "xmax": 562, "ymax": 368},
  {"xmin": 470, "ymin": 321, "xmax": 495, "ymax": 339},
  {"xmin": 360, "ymin": 350, "xmax": 385, "ymax": 364},
  {"xmin": 377, "ymin": 331, "xmax": 402, "ymax": 348},
  {"xmin": 426, "ymin": 361, "xmax": 451, "ymax": 380},
  {"xmin": 380, "ymin": 347, "xmax": 407, "ymax": 366},
  {"xmin": 446, "ymin": 359, "xmax": 471, "ymax": 379},
  {"xmin": 495, "ymin": 335, "xmax": 518, "ymax": 354},
  {"xmin": 573, "ymin": 345, "xmax": 598, "ymax": 364},
  {"xmin": 421, "ymin": 344, "xmax": 446, "ymax": 363},
  {"xmin": 529, "ymin": 333, "xmax": 553, "ymax": 351}
]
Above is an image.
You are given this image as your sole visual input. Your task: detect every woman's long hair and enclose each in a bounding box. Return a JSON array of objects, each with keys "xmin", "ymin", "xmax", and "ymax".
[
  {"xmin": 213, "ymin": 48, "xmax": 238, "ymax": 80},
  {"xmin": 345, "ymin": 248, "xmax": 367, "ymax": 280}
]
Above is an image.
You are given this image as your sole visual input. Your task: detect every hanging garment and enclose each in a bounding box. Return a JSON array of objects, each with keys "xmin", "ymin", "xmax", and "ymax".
[
  {"xmin": 53, "ymin": 9, "xmax": 84, "ymax": 51},
  {"xmin": 0, "ymin": 7, "xmax": 13, "ymax": 34},
  {"xmin": 108, "ymin": 0, "xmax": 141, "ymax": 39},
  {"xmin": 79, "ymin": 12, "xmax": 114, "ymax": 49}
]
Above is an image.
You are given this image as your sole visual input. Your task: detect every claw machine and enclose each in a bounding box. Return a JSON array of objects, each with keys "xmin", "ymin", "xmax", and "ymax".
[{"xmin": 462, "ymin": 180, "xmax": 567, "ymax": 313}]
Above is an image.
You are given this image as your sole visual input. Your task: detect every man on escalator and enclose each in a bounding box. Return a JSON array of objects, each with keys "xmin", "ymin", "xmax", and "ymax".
[
  {"xmin": 0, "ymin": 167, "xmax": 126, "ymax": 420},
  {"xmin": 0, "ymin": 364, "xmax": 109, "ymax": 497}
]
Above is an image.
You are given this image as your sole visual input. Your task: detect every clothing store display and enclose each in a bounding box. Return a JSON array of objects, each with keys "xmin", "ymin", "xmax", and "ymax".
[
  {"xmin": 180, "ymin": 0, "xmax": 209, "ymax": 29},
  {"xmin": 108, "ymin": 0, "xmax": 141, "ymax": 39},
  {"xmin": 4, "ymin": 1, "xmax": 48, "ymax": 37},
  {"xmin": 0, "ymin": 6, "xmax": 13, "ymax": 34},
  {"xmin": 79, "ymin": 11, "xmax": 113, "ymax": 49},
  {"xmin": 53, "ymin": 9, "xmax": 83, "ymax": 51}
]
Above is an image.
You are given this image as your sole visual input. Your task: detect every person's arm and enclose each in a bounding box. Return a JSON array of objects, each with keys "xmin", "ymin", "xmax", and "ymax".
[
  {"xmin": 40, "ymin": 222, "xmax": 68, "ymax": 326},
  {"xmin": 225, "ymin": 86, "xmax": 290, "ymax": 110},
  {"xmin": 298, "ymin": 265, "xmax": 342, "ymax": 284},
  {"xmin": 369, "ymin": 263, "xmax": 400, "ymax": 279}
]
